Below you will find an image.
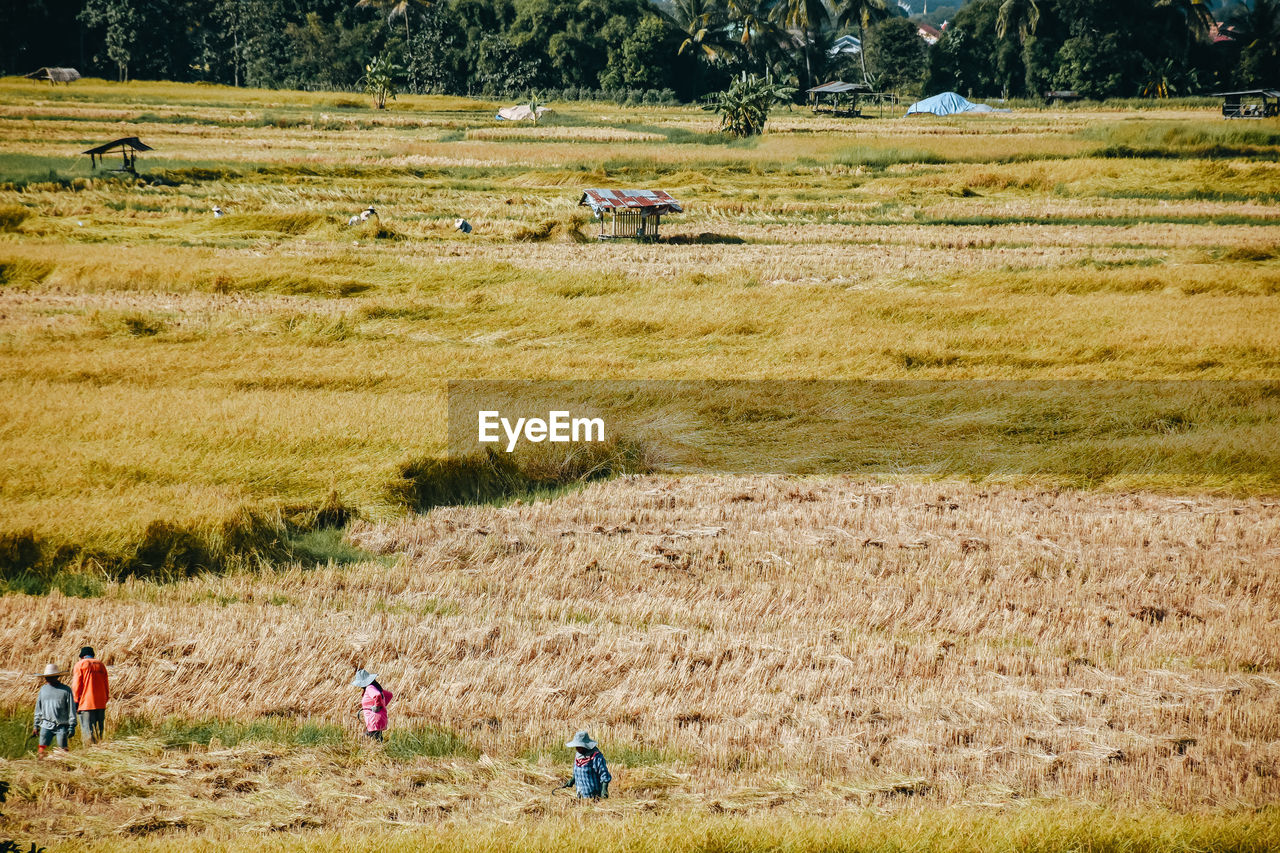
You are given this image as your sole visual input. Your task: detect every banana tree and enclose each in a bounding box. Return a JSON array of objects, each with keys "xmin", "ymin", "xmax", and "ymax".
[{"xmin": 706, "ymin": 72, "xmax": 797, "ymax": 137}]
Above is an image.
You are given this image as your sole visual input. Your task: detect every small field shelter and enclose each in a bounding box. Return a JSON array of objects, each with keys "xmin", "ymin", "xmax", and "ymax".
[{"xmin": 578, "ymin": 189, "xmax": 683, "ymax": 240}]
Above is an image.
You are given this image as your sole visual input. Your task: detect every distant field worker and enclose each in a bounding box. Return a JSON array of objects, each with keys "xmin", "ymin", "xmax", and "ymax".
[
  {"xmin": 352, "ymin": 668, "xmax": 393, "ymax": 742},
  {"xmin": 559, "ymin": 730, "xmax": 611, "ymax": 799},
  {"xmin": 32, "ymin": 664, "xmax": 76, "ymax": 756},
  {"xmin": 72, "ymin": 646, "xmax": 110, "ymax": 744}
]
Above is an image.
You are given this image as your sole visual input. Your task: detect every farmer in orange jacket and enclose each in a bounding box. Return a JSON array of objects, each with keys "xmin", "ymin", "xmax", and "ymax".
[{"xmin": 71, "ymin": 646, "xmax": 109, "ymax": 744}]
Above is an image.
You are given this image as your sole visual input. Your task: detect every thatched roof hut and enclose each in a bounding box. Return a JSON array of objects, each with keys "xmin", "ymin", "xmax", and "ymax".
[{"xmin": 24, "ymin": 67, "xmax": 81, "ymax": 84}]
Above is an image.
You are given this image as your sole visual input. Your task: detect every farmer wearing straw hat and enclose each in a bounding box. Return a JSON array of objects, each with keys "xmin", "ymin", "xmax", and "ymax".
[
  {"xmin": 71, "ymin": 646, "xmax": 110, "ymax": 744},
  {"xmin": 352, "ymin": 668, "xmax": 393, "ymax": 742},
  {"xmin": 558, "ymin": 730, "xmax": 611, "ymax": 799},
  {"xmin": 32, "ymin": 664, "xmax": 76, "ymax": 756}
]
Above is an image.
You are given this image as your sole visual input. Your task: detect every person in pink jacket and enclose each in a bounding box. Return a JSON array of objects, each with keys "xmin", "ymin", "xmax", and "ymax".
[{"xmin": 351, "ymin": 668, "xmax": 393, "ymax": 742}]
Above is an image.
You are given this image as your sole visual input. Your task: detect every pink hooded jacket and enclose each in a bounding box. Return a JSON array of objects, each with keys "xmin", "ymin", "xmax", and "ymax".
[{"xmin": 361, "ymin": 684, "xmax": 393, "ymax": 732}]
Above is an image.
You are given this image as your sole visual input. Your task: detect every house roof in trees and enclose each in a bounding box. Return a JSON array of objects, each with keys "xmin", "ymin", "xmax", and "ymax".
[
  {"xmin": 578, "ymin": 189, "xmax": 682, "ymax": 216},
  {"xmin": 24, "ymin": 67, "xmax": 81, "ymax": 83},
  {"xmin": 829, "ymin": 34, "xmax": 862, "ymax": 56},
  {"xmin": 916, "ymin": 23, "xmax": 942, "ymax": 43},
  {"xmin": 1208, "ymin": 23, "xmax": 1238, "ymax": 43}
]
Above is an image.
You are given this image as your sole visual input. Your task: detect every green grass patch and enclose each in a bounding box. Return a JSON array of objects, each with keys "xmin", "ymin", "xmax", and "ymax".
[
  {"xmin": 114, "ymin": 715, "xmax": 347, "ymax": 749},
  {"xmin": 0, "ymin": 711, "xmax": 479, "ymax": 758},
  {"xmin": 0, "ymin": 707, "xmax": 37, "ymax": 759},
  {"xmin": 286, "ymin": 527, "xmax": 383, "ymax": 566},
  {"xmin": 0, "ymin": 152, "xmax": 75, "ymax": 188},
  {"xmin": 385, "ymin": 726, "xmax": 479, "ymax": 760}
]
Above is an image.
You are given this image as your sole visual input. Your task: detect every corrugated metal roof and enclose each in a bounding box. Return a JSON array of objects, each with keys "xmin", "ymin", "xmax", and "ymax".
[
  {"xmin": 807, "ymin": 80, "xmax": 868, "ymax": 94},
  {"xmin": 83, "ymin": 136, "xmax": 154, "ymax": 155},
  {"xmin": 1213, "ymin": 89, "xmax": 1280, "ymax": 98},
  {"xmin": 579, "ymin": 189, "xmax": 682, "ymax": 215}
]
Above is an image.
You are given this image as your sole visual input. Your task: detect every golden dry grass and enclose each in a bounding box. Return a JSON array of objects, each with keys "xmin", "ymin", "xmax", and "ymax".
[
  {"xmin": 1, "ymin": 477, "xmax": 1277, "ymax": 847},
  {"xmin": 1, "ymin": 80, "xmax": 1278, "ymax": 847},
  {"xmin": 1, "ymin": 78, "xmax": 1279, "ymax": 569}
]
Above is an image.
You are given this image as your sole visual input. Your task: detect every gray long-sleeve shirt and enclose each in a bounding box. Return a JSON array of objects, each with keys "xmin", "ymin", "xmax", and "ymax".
[{"xmin": 34, "ymin": 681, "xmax": 76, "ymax": 729}]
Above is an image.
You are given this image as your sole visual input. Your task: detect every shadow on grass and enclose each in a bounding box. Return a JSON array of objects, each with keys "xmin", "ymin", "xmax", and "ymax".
[
  {"xmin": 0, "ymin": 490, "xmax": 376, "ymax": 594},
  {"xmin": 662, "ymin": 233, "xmax": 747, "ymax": 245},
  {"xmin": 1, "ymin": 436, "xmax": 649, "ymax": 593},
  {"xmin": 391, "ymin": 442, "xmax": 649, "ymax": 514}
]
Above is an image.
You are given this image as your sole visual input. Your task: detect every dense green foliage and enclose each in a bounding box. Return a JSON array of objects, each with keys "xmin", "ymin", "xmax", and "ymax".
[
  {"xmin": 4, "ymin": 0, "xmax": 701, "ymax": 99},
  {"xmin": 927, "ymin": 0, "xmax": 1280, "ymax": 98},
  {"xmin": 866, "ymin": 16, "xmax": 929, "ymax": 91},
  {"xmin": 1, "ymin": 0, "xmax": 1276, "ymax": 106}
]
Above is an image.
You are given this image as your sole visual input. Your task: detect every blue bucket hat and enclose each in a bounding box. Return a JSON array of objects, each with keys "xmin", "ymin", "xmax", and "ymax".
[
  {"xmin": 566, "ymin": 730, "xmax": 598, "ymax": 750},
  {"xmin": 351, "ymin": 668, "xmax": 377, "ymax": 689}
]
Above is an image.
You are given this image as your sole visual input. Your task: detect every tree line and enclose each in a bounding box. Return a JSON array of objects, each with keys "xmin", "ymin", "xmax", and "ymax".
[
  {"xmin": 3, "ymin": 0, "xmax": 1277, "ymax": 102},
  {"xmin": 929, "ymin": 0, "xmax": 1279, "ymax": 99}
]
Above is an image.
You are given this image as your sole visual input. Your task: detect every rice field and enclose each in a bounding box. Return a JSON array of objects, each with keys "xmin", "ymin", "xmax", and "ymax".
[
  {"xmin": 2, "ymin": 478, "xmax": 1280, "ymax": 848},
  {"xmin": 0, "ymin": 78, "xmax": 1278, "ymax": 850}
]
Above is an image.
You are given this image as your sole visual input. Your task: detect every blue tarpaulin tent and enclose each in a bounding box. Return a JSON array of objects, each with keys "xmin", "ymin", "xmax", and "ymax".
[{"xmin": 904, "ymin": 92, "xmax": 1001, "ymax": 116}]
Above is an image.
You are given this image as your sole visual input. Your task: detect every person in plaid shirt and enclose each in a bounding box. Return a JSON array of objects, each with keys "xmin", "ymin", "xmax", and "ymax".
[{"xmin": 559, "ymin": 730, "xmax": 611, "ymax": 798}]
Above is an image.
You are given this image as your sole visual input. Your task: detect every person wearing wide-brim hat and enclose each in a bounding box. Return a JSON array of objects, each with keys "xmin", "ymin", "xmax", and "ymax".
[
  {"xmin": 558, "ymin": 730, "xmax": 611, "ymax": 799},
  {"xmin": 31, "ymin": 663, "xmax": 76, "ymax": 756},
  {"xmin": 351, "ymin": 668, "xmax": 394, "ymax": 742}
]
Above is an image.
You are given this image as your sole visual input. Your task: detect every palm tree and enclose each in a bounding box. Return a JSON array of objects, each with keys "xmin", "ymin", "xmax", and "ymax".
[
  {"xmin": 356, "ymin": 0, "xmax": 429, "ymax": 91},
  {"xmin": 994, "ymin": 0, "xmax": 1039, "ymax": 96},
  {"xmin": 672, "ymin": 0, "xmax": 728, "ymax": 62},
  {"xmin": 668, "ymin": 0, "xmax": 729, "ymax": 97},
  {"xmin": 772, "ymin": 0, "xmax": 830, "ymax": 88},
  {"xmin": 1153, "ymin": 0, "xmax": 1215, "ymax": 45},
  {"xmin": 835, "ymin": 0, "xmax": 889, "ymax": 83},
  {"xmin": 356, "ymin": 0, "xmax": 418, "ymax": 36},
  {"xmin": 995, "ymin": 0, "xmax": 1039, "ymax": 43},
  {"xmin": 1231, "ymin": 0, "xmax": 1280, "ymax": 86},
  {"xmin": 727, "ymin": 0, "xmax": 785, "ymax": 72}
]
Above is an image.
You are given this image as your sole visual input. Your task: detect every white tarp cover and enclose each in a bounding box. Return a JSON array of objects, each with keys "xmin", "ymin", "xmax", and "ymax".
[
  {"xmin": 905, "ymin": 92, "xmax": 1007, "ymax": 116},
  {"xmin": 496, "ymin": 105, "xmax": 551, "ymax": 121}
]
